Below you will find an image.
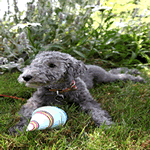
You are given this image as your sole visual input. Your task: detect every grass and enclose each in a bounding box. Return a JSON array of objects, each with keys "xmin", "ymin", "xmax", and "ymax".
[{"xmin": 0, "ymin": 69, "xmax": 150, "ymax": 149}]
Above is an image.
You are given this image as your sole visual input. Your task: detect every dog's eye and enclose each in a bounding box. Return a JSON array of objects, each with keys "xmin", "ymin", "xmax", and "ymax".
[{"xmin": 48, "ymin": 63, "xmax": 56, "ymax": 68}]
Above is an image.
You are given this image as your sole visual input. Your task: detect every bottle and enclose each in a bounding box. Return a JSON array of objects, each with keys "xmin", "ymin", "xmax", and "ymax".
[{"xmin": 26, "ymin": 106, "xmax": 67, "ymax": 131}]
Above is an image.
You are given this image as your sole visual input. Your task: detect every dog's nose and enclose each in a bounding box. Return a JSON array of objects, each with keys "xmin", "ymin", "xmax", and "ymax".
[{"xmin": 22, "ymin": 75, "xmax": 33, "ymax": 81}]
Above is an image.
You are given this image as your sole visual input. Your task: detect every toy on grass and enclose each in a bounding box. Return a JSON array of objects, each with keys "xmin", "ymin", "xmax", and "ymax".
[{"xmin": 26, "ymin": 106, "xmax": 67, "ymax": 131}]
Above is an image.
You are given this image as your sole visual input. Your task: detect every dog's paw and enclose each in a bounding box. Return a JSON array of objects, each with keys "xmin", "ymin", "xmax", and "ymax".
[
  {"xmin": 136, "ymin": 75, "xmax": 146, "ymax": 83},
  {"xmin": 9, "ymin": 124, "xmax": 25, "ymax": 135}
]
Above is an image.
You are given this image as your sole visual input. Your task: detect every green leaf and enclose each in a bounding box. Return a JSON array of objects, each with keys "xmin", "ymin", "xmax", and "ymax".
[
  {"xmin": 106, "ymin": 21, "xmax": 114, "ymax": 29},
  {"xmin": 44, "ymin": 44, "xmax": 65, "ymax": 51},
  {"xmin": 73, "ymin": 49, "xmax": 86, "ymax": 59},
  {"xmin": 76, "ymin": 36, "xmax": 89, "ymax": 47},
  {"xmin": 104, "ymin": 15, "xmax": 114, "ymax": 23},
  {"xmin": 128, "ymin": 51, "xmax": 137, "ymax": 64}
]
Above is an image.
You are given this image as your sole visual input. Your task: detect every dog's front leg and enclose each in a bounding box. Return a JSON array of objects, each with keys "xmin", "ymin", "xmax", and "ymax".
[
  {"xmin": 75, "ymin": 79, "xmax": 114, "ymax": 127},
  {"xmin": 9, "ymin": 96, "xmax": 43, "ymax": 135},
  {"xmin": 79, "ymin": 99, "xmax": 114, "ymax": 126},
  {"xmin": 74, "ymin": 78, "xmax": 114, "ymax": 126}
]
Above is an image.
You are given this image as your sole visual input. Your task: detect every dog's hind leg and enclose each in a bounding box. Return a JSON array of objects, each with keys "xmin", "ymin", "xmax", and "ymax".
[
  {"xmin": 86, "ymin": 65, "xmax": 145, "ymax": 83},
  {"xmin": 108, "ymin": 67, "xmax": 141, "ymax": 75}
]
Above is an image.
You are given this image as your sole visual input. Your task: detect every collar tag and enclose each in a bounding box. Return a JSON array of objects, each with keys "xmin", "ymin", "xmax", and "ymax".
[{"xmin": 54, "ymin": 91, "xmax": 64, "ymax": 101}]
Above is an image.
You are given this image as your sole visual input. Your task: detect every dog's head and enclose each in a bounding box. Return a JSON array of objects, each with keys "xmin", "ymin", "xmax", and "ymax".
[{"xmin": 18, "ymin": 51, "xmax": 87, "ymax": 88}]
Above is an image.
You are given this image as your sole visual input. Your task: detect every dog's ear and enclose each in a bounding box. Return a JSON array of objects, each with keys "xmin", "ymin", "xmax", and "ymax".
[{"xmin": 65, "ymin": 57, "xmax": 87, "ymax": 78}]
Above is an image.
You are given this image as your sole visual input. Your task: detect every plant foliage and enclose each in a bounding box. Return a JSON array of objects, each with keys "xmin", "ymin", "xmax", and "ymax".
[{"xmin": 0, "ymin": 0, "xmax": 150, "ymax": 67}]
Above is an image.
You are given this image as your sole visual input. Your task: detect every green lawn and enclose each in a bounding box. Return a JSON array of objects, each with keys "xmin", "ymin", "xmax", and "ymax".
[{"xmin": 0, "ymin": 69, "xmax": 149, "ymax": 149}]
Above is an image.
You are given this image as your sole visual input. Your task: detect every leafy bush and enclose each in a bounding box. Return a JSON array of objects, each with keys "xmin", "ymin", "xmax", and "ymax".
[{"xmin": 0, "ymin": 0, "xmax": 150, "ymax": 67}]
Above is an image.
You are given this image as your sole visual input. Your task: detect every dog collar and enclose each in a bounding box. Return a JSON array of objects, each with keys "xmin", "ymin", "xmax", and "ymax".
[{"xmin": 49, "ymin": 80, "xmax": 77, "ymax": 94}]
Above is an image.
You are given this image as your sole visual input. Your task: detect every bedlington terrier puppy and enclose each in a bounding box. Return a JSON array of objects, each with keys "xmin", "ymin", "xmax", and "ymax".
[{"xmin": 9, "ymin": 51, "xmax": 145, "ymax": 134}]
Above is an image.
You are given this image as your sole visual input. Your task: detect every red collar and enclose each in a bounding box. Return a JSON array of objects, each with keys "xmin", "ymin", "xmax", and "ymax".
[{"xmin": 49, "ymin": 80, "xmax": 77, "ymax": 94}]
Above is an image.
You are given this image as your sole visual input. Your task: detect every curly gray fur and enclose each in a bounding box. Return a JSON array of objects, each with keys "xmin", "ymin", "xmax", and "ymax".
[{"xmin": 9, "ymin": 51, "xmax": 145, "ymax": 134}]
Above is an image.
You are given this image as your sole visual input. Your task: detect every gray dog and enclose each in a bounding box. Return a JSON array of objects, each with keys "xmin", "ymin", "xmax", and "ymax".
[{"xmin": 9, "ymin": 51, "xmax": 145, "ymax": 134}]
